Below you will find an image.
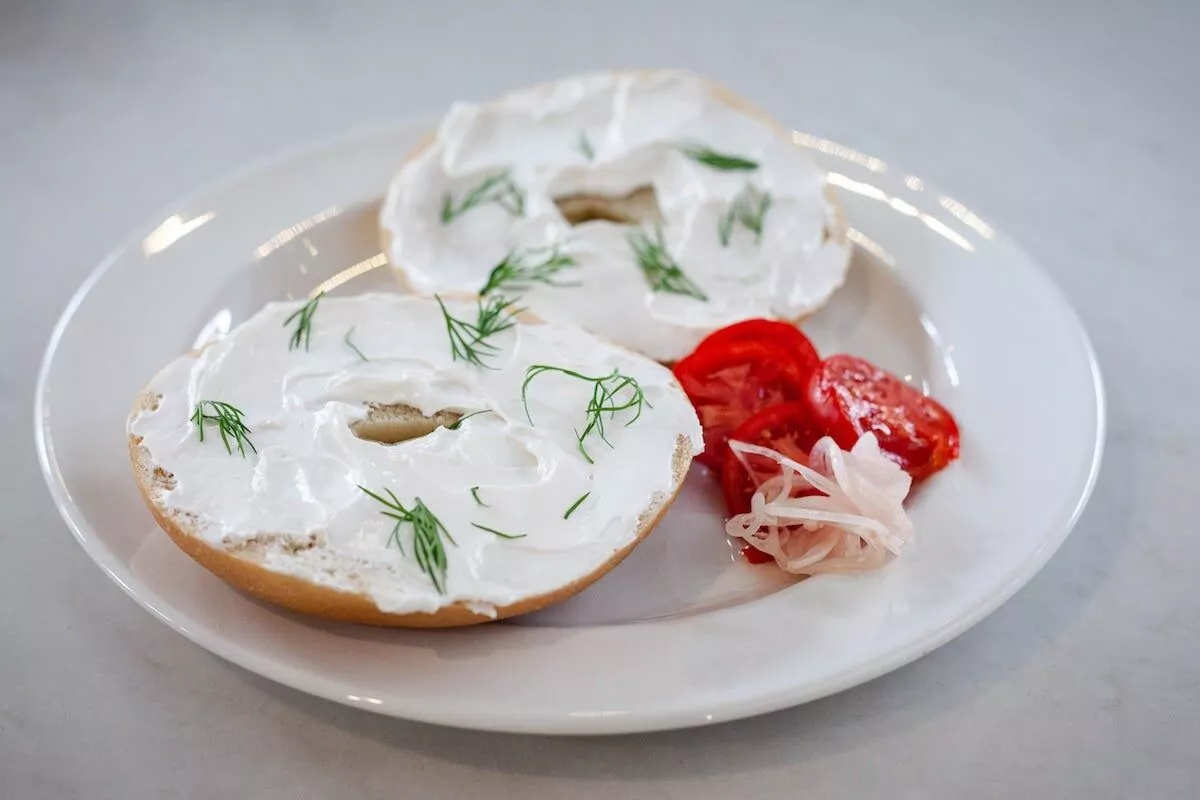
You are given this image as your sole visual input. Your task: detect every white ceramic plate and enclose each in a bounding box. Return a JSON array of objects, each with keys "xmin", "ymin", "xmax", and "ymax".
[{"xmin": 36, "ymin": 117, "xmax": 1104, "ymax": 735}]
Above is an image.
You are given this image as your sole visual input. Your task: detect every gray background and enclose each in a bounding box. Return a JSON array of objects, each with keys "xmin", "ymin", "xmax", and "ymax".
[{"xmin": 3, "ymin": 1, "xmax": 1197, "ymax": 797}]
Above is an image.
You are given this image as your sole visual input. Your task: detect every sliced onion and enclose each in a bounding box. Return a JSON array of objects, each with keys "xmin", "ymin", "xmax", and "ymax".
[{"xmin": 725, "ymin": 433, "xmax": 914, "ymax": 575}]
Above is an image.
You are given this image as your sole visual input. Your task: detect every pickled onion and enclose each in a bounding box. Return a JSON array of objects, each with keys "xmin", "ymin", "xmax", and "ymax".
[{"xmin": 725, "ymin": 433, "xmax": 914, "ymax": 574}]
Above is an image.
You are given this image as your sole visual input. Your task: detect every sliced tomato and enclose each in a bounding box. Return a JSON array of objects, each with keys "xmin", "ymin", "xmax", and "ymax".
[
  {"xmin": 808, "ymin": 354, "xmax": 960, "ymax": 479},
  {"xmin": 692, "ymin": 318, "xmax": 819, "ymax": 364},
  {"xmin": 741, "ymin": 544, "xmax": 775, "ymax": 564},
  {"xmin": 720, "ymin": 401, "xmax": 825, "ymax": 517},
  {"xmin": 673, "ymin": 340, "xmax": 817, "ymax": 470}
]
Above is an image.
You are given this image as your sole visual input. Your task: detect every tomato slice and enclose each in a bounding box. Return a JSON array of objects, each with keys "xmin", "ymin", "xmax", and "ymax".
[
  {"xmin": 692, "ymin": 318, "xmax": 819, "ymax": 363},
  {"xmin": 673, "ymin": 340, "xmax": 817, "ymax": 470},
  {"xmin": 807, "ymin": 355, "xmax": 960, "ymax": 479},
  {"xmin": 720, "ymin": 401, "xmax": 825, "ymax": 517}
]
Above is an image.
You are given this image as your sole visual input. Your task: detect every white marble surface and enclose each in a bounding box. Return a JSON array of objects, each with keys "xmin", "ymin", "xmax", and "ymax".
[{"xmin": 2, "ymin": 1, "xmax": 1197, "ymax": 797}]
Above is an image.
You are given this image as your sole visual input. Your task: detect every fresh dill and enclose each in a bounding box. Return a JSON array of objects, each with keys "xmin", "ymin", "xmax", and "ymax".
[
  {"xmin": 470, "ymin": 486, "xmax": 487, "ymax": 507},
  {"xmin": 344, "ymin": 325, "xmax": 368, "ymax": 361},
  {"xmin": 718, "ymin": 184, "xmax": 772, "ymax": 247},
  {"xmin": 628, "ymin": 226, "xmax": 708, "ymax": 301},
  {"xmin": 563, "ymin": 491, "xmax": 591, "ymax": 520},
  {"xmin": 440, "ymin": 170, "xmax": 524, "ymax": 223},
  {"xmin": 470, "ymin": 523, "xmax": 526, "ymax": 540},
  {"xmin": 284, "ymin": 292, "xmax": 322, "ymax": 351},
  {"xmin": 446, "ymin": 409, "xmax": 488, "ymax": 431},
  {"xmin": 474, "ymin": 294, "xmax": 521, "ymax": 340},
  {"xmin": 478, "ymin": 246, "xmax": 579, "ymax": 297},
  {"xmin": 521, "ymin": 365, "xmax": 650, "ymax": 463},
  {"xmin": 359, "ymin": 486, "xmax": 456, "ymax": 594},
  {"xmin": 717, "ymin": 212, "xmax": 735, "ymax": 248},
  {"xmin": 678, "ymin": 144, "xmax": 759, "ymax": 172},
  {"xmin": 577, "ymin": 132, "xmax": 595, "ymax": 161},
  {"xmin": 436, "ymin": 294, "xmax": 522, "ymax": 368},
  {"xmin": 190, "ymin": 401, "xmax": 256, "ymax": 457}
]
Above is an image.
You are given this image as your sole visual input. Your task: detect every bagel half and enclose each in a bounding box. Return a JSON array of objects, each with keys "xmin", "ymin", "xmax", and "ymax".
[
  {"xmin": 128, "ymin": 294, "xmax": 700, "ymax": 627},
  {"xmin": 380, "ymin": 69, "xmax": 850, "ymax": 363}
]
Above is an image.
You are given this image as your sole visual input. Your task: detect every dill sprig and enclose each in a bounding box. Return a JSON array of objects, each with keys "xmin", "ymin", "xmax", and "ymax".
[
  {"xmin": 470, "ymin": 523, "xmax": 526, "ymax": 540},
  {"xmin": 678, "ymin": 144, "xmax": 759, "ymax": 172},
  {"xmin": 628, "ymin": 226, "xmax": 708, "ymax": 301},
  {"xmin": 474, "ymin": 294, "xmax": 521, "ymax": 339},
  {"xmin": 447, "ymin": 409, "xmax": 488, "ymax": 431},
  {"xmin": 439, "ymin": 296, "xmax": 490, "ymax": 367},
  {"xmin": 563, "ymin": 491, "xmax": 591, "ymax": 520},
  {"xmin": 470, "ymin": 486, "xmax": 487, "ymax": 507},
  {"xmin": 577, "ymin": 132, "xmax": 595, "ymax": 161},
  {"xmin": 522, "ymin": 365, "xmax": 650, "ymax": 463},
  {"xmin": 441, "ymin": 170, "xmax": 524, "ymax": 223},
  {"xmin": 359, "ymin": 486, "xmax": 456, "ymax": 594},
  {"xmin": 190, "ymin": 401, "xmax": 256, "ymax": 457},
  {"xmin": 284, "ymin": 293, "xmax": 322, "ymax": 351},
  {"xmin": 718, "ymin": 184, "xmax": 773, "ymax": 247},
  {"xmin": 344, "ymin": 326, "xmax": 367, "ymax": 361},
  {"xmin": 479, "ymin": 246, "xmax": 579, "ymax": 297},
  {"xmin": 436, "ymin": 294, "xmax": 522, "ymax": 368}
]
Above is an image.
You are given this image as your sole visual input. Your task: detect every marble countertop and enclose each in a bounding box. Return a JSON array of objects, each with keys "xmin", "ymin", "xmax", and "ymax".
[{"xmin": 3, "ymin": 1, "xmax": 1196, "ymax": 797}]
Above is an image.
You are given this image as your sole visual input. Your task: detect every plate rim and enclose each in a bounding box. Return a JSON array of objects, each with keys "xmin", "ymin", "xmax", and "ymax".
[{"xmin": 34, "ymin": 117, "xmax": 1108, "ymax": 735}]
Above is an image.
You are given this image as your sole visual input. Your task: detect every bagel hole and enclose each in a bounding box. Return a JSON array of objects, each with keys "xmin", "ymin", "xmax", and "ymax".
[
  {"xmin": 554, "ymin": 185, "xmax": 663, "ymax": 226},
  {"xmin": 350, "ymin": 405, "xmax": 461, "ymax": 445}
]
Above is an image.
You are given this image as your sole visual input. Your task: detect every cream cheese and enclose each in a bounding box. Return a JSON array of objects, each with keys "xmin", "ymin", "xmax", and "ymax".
[
  {"xmin": 381, "ymin": 70, "xmax": 851, "ymax": 362},
  {"xmin": 129, "ymin": 293, "xmax": 702, "ymax": 616}
]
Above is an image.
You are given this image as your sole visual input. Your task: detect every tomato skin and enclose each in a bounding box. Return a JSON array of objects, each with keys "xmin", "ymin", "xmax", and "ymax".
[
  {"xmin": 691, "ymin": 319, "xmax": 819, "ymax": 366},
  {"xmin": 673, "ymin": 341, "xmax": 816, "ymax": 470},
  {"xmin": 720, "ymin": 401, "xmax": 826, "ymax": 516},
  {"xmin": 808, "ymin": 355, "xmax": 960, "ymax": 479}
]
